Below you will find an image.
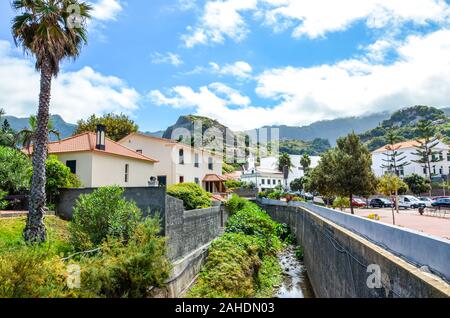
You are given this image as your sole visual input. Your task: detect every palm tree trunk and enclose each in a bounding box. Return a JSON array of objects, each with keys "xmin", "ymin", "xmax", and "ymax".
[{"xmin": 24, "ymin": 57, "xmax": 52, "ymax": 243}]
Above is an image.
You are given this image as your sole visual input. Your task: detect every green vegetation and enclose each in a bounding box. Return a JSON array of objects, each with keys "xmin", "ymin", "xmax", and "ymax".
[
  {"xmin": 16, "ymin": 115, "xmax": 60, "ymax": 153},
  {"xmin": 188, "ymin": 201, "xmax": 284, "ymax": 298},
  {"xmin": 224, "ymin": 179, "xmax": 243, "ymax": 190},
  {"xmin": 307, "ymin": 132, "xmax": 377, "ymax": 214},
  {"xmin": 222, "ymin": 162, "xmax": 236, "ymax": 175},
  {"xmin": 332, "ymin": 197, "xmax": 350, "ymax": 211},
  {"xmin": 75, "ymin": 113, "xmax": 139, "ymax": 142},
  {"xmin": 360, "ymin": 106, "xmax": 450, "ymax": 151},
  {"xmin": 225, "ymin": 194, "xmax": 249, "ymax": 215},
  {"xmin": 0, "ymin": 146, "xmax": 31, "ymax": 194},
  {"xmin": 167, "ymin": 183, "xmax": 212, "ymax": 210},
  {"xmin": 69, "ymin": 186, "xmax": 142, "ymax": 251},
  {"xmin": 279, "ymin": 138, "xmax": 331, "ymax": 156},
  {"xmin": 378, "ymin": 174, "xmax": 408, "ymax": 224},
  {"xmin": 404, "ymin": 174, "xmax": 431, "ymax": 195},
  {"xmin": 0, "ymin": 109, "xmax": 15, "ymax": 148}
]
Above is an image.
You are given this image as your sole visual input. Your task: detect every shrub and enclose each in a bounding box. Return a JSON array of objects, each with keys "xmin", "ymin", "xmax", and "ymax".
[
  {"xmin": 0, "ymin": 247, "xmax": 73, "ymax": 298},
  {"xmin": 267, "ymin": 191, "xmax": 284, "ymax": 200},
  {"xmin": 333, "ymin": 196, "xmax": 350, "ymax": 211},
  {"xmin": 77, "ymin": 217, "xmax": 170, "ymax": 298},
  {"xmin": 167, "ymin": 183, "xmax": 212, "ymax": 210},
  {"xmin": 44, "ymin": 155, "xmax": 82, "ymax": 204},
  {"xmin": 0, "ymin": 146, "xmax": 31, "ymax": 194},
  {"xmin": 225, "ymin": 194, "xmax": 249, "ymax": 215},
  {"xmin": 255, "ymin": 255, "xmax": 283, "ymax": 298},
  {"xmin": 367, "ymin": 214, "xmax": 381, "ymax": 221},
  {"xmin": 226, "ymin": 203, "xmax": 281, "ymax": 254},
  {"xmin": 187, "ymin": 233, "xmax": 263, "ymax": 298},
  {"xmin": 69, "ymin": 186, "xmax": 142, "ymax": 251},
  {"xmin": 222, "ymin": 162, "xmax": 236, "ymax": 174},
  {"xmin": 295, "ymin": 246, "xmax": 304, "ymax": 261},
  {"xmin": 0, "ymin": 190, "xmax": 7, "ymax": 210},
  {"xmin": 224, "ymin": 179, "xmax": 242, "ymax": 190}
]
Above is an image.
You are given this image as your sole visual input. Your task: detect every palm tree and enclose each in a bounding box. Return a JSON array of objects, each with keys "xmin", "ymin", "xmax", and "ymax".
[
  {"xmin": 300, "ymin": 154, "xmax": 312, "ymax": 176},
  {"xmin": 12, "ymin": 0, "xmax": 91, "ymax": 243},
  {"xmin": 16, "ymin": 115, "xmax": 60, "ymax": 154}
]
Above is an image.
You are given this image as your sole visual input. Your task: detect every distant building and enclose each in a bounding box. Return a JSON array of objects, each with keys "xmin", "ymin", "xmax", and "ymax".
[
  {"xmin": 118, "ymin": 132, "xmax": 224, "ymax": 193},
  {"xmin": 37, "ymin": 128, "xmax": 159, "ymax": 188},
  {"xmin": 372, "ymin": 139, "xmax": 450, "ymax": 181}
]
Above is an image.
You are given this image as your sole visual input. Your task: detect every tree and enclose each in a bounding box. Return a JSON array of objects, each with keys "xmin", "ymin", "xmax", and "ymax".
[
  {"xmin": 381, "ymin": 129, "xmax": 410, "ymax": 176},
  {"xmin": 44, "ymin": 155, "xmax": 81, "ymax": 205},
  {"xmin": 0, "ymin": 109, "xmax": 15, "ymax": 148},
  {"xmin": 378, "ymin": 174, "xmax": 408, "ymax": 224},
  {"xmin": 0, "ymin": 146, "xmax": 32, "ymax": 194},
  {"xmin": 75, "ymin": 113, "xmax": 138, "ymax": 142},
  {"xmin": 412, "ymin": 120, "xmax": 441, "ymax": 183},
  {"xmin": 403, "ymin": 174, "xmax": 431, "ymax": 196},
  {"xmin": 277, "ymin": 152, "xmax": 293, "ymax": 172},
  {"xmin": 290, "ymin": 178, "xmax": 304, "ymax": 192},
  {"xmin": 300, "ymin": 154, "xmax": 312, "ymax": 176},
  {"xmin": 12, "ymin": 0, "xmax": 92, "ymax": 242},
  {"xmin": 16, "ymin": 115, "xmax": 60, "ymax": 154},
  {"xmin": 306, "ymin": 151, "xmax": 337, "ymax": 207}
]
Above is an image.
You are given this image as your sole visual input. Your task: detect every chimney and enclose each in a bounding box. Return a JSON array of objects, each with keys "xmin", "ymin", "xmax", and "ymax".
[{"xmin": 96, "ymin": 124, "xmax": 106, "ymax": 150}]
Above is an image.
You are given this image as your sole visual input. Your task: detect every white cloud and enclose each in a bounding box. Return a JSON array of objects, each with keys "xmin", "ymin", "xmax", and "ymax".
[
  {"xmin": 91, "ymin": 0, "xmax": 123, "ymax": 21},
  {"xmin": 151, "ymin": 52, "xmax": 184, "ymax": 66},
  {"xmin": 182, "ymin": 0, "xmax": 450, "ymax": 47},
  {"xmin": 150, "ymin": 29, "xmax": 450, "ymax": 131},
  {"xmin": 210, "ymin": 61, "xmax": 253, "ymax": 78},
  {"xmin": 0, "ymin": 40, "xmax": 140, "ymax": 123}
]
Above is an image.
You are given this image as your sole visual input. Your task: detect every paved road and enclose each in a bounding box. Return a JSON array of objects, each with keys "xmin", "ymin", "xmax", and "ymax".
[{"xmin": 350, "ymin": 208, "xmax": 450, "ymax": 241}]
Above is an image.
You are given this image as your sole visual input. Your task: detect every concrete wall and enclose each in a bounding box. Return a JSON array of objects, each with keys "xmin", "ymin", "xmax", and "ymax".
[
  {"xmin": 56, "ymin": 187, "xmax": 166, "ymax": 221},
  {"xmin": 165, "ymin": 195, "xmax": 224, "ymax": 260},
  {"xmin": 258, "ymin": 199, "xmax": 450, "ymax": 298}
]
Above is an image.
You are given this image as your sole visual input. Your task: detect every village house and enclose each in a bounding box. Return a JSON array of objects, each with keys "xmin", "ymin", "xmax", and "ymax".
[
  {"xmin": 118, "ymin": 132, "xmax": 225, "ymax": 193},
  {"xmin": 37, "ymin": 127, "xmax": 159, "ymax": 188},
  {"xmin": 372, "ymin": 139, "xmax": 450, "ymax": 181}
]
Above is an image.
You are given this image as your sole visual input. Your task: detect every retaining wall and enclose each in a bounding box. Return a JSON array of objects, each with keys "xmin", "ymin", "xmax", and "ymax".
[{"xmin": 259, "ymin": 199, "xmax": 450, "ymax": 298}]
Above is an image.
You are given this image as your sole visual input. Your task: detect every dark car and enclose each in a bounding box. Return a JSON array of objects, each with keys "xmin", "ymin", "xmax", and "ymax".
[
  {"xmin": 369, "ymin": 198, "xmax": 393, "ymax": 208},
  {"xmin": 431, "ymin": 198, "xmax": 450, "ymax": 208}
]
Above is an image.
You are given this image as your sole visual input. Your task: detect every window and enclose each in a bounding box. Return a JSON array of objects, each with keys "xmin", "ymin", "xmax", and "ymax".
[
  {"xmin": 179, "ymin": 149, "xmax": 185, "ymax": 165},
  {"xmin": 179, "ymin": 176, "xmax": 184, "ymax": 183},
  {"xmin": 195, "ymin": 153, "xmax": 199, "ymax": 168},
  {"xmin": 273, "ymin": 180, "xmax": 276, "ymax": 185},
  {"xmin": 157, "ymin": 176, "xmax": 167, "ymax": 186},
  {"xmin": 423, "ymin": 167, "xmax": 427, "ymax": 175},
  {"xmin": 208, "ymin": 157, "xmax": 213, "ymax": 170},
  {"xmin": 136, "ymin": 149, "xmax": 143, "ymax": 154},
  {"xmin": 433, "ymin": 166, "xmax": 436, "ymax": 175},
  {"xmin": 278, "ymin": 180, "xmax": 281, "ymax": 185},
  {"xmin": 440, "ymin": 167, "xmax": 444, "ymax": 175},
  {"xmin": 195, "ymin": 177, "xmax": 200, "ymax": 185},
  {"xmin": 125, "ymin": 164, "xmax": 129, "ymax": 183},
  {"xmin": 66, "ymin": 160, "xmax": 77, "ymax": 174},
  {"xmin": 447, "ymin": 153, "xmax": 450, "ymax": 162},
  {"xmin": 398, "ymin": 167, "xmax": 405, "ymax": 177},
  {"xmin": 262, "ymin": 179, "xmax": 265, "ymax": 185},
  {"xmin": 440, "ymin": 153, "xmax": 444, "ymax": 161}
]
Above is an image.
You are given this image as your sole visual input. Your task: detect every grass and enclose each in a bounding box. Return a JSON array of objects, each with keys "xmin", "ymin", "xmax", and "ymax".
[{"xmin": 0, "ymin": 216, "xmax": 71, "ymax": 255}]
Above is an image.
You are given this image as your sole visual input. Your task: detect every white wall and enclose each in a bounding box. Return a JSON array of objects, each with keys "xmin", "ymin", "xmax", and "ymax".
[{"xmin": 55, "ymin": 152, "xmax": 93, "ymax": 187}]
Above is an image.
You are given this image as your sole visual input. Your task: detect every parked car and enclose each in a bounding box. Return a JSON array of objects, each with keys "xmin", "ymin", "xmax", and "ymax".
[
  {"xmin": 302, "ymin": 192, "xmax": 314, "ymax": 201},
  {"xmin": 352, "ymin": 198, "xmax": 367, "ymax": 208},
  {"xmin": 418, "ymin": 197, "xmax": 434, "ymax": 208},
  {"xmin": 432, "ymin": 198, "xmax": 450, "ymax": 208},
  {"xmin": 397, "ymin": 195, "xmax": 426, "ymax": 209},
  {"xmin": 369, "ymin": 198, "xmax": 393, "ymax": 208}
]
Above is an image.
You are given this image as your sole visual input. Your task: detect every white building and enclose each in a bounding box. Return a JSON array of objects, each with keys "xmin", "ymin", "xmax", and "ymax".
[
  {"xmin": 240, "ymin": 154, "xmax": 320, "ymax": 192},
  {"xmin": 39, "ymin": 131, "xmax": 158, "ymax": 188},
  {"xmin": 119, "ymin": 133, "xmax": 225, "ymax": 193},
  {"xmin": 372, "ymin": 140, "xmax": 450, "ymax": 180},
  {"xmin": 259, "ymin": 155, "xmax": 321, "ymax": 187}
]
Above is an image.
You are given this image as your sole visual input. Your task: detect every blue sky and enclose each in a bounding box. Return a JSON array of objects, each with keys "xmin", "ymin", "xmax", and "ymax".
[{"xmin": 1, "ymin": 0, "xmax": 450, "ymax": 132}]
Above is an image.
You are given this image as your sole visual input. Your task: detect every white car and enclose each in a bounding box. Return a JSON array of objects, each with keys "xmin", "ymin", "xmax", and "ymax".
[
  {"xmin": 418, "ymin": 197, "xmax": 434, "ymax": 208},
  {"xmin": 398, "ymin": 195, "xmax": 426, "ymax": 209}
]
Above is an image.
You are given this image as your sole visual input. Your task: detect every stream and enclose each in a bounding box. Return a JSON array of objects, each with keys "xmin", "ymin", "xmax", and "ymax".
[{"xmin": 275, "ymin": 246, "xmax": 316, "ymax": 298}]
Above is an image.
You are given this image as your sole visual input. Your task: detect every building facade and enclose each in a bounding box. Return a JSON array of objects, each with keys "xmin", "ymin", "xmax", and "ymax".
[
  {"xmin": 119, "ymin": 133, "xmax": 224, "ymax": 192},
  {"xmin": 43, "ymin": 131, "xmax": 158, "ymax": 188},
  {"xmin": 372, "ymin": 140, "xmax": 450, "ymax": 181}
]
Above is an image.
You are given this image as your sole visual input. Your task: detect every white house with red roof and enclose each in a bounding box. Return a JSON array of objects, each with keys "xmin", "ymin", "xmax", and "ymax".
[
  {"xmin": 40, "ymin": 127, "xmax": 159, "ymax": 188},
  {"xmin": 372, "ymin": 139, "xmax": 450, "ymax": 180}
]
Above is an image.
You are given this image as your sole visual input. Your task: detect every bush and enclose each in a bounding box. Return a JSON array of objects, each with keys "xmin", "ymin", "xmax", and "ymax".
[
  {"xmin": 0, "ymin": 146, "xmax": 31, "ymax": 194},
  {"xmin": 224, "ymin": 179, "xmax": 242, "ymax": 190},
  {"xmin": 77, "ymin": 217, "xmax": 170, "ymax": 298},
  {"xmin": 187, "ymin": 233, "xmax": 263, "ymax": 298},
  {"xmin": 167, "ymin": 183, "xmax": 212, "ymax": 210},
  {"xmin": 295, "ymin": 246, "xmax": 304, "ymax": 261},
  {"xmin": 44, "ymin": 155, "xmax": 82, "ymax": 204},
  {"xmin": 267, "ymin": 191, "xmax": 284, "ymax": 200},
  {"xmin": 225, "ymin": 194, "xmax": 249, "ymax": 215},
  {"xmin": 333, "ymin": 197, "xmax": 350, "ymax": 211},
  {"xmin": 69, "ymin": 186, "xmax": 142, "ymax": 251},
  {"xmin": 255, "ymin": 255, "xmax": 283, "ymax": 298},
  {"xmin": 0, "ymin": 191, "xmax": 7, "ymax": 210},
  {"xmin": 226, "ymin": 203, "xmax": 281, "ymax": 254},
  {"xmin": 0, "ymin": 247, "xmax": 73, "ymax": 298}
]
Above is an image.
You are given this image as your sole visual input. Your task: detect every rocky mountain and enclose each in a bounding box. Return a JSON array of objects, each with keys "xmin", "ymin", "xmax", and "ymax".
[
  {"xmin": 143, "ymin": 130, "xmax": 165, "ymax": 138},
  {"xmin": 3, "ymin": 114, "xmax": 76, "ymax": 140}
]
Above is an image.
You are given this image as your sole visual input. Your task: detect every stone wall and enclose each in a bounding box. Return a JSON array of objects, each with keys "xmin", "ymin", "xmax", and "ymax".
[
  {"xmin": 258, "ymin": 200, "xmax": 450, "ymax": 298},
  {"xmin": 165, "ymin": 195, "xmax": 224, "ymax": 261},
  {"xmin": 56, "ymin": 187, "xmax": 166, "ymax": 221}
]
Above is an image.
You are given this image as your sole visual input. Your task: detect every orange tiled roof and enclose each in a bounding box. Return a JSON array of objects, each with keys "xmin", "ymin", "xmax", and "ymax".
[
  {"xmin": 43, "ymin": 132, "xmax": 159, "ymax": 163},
  {"xmin": 224, "ymin": 171, "xmax": 242, "ymax": 180},
  {"xmin": 373, "ymin": 140, "xmax": 422, "ymax": 153},
  {"xmin": 203, "ymin": 174, "xmax": 227, "ymax": 182}
]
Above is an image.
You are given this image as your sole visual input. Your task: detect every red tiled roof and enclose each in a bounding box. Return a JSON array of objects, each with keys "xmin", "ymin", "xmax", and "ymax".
[
  {"xmin": 224, "ymin": 171, "xmax": 242, "ymax": 180},
  {"xmin": 373, "ymin": 140, "xmax": 422, "ymax": 153},
  {"xmin": 203, "ymin": 174, "xmax": 227, "ymax": 182},
  {"xmin": 42, "ymin": 132, "xmax": 159, "ymax": 163}
]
